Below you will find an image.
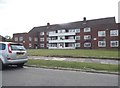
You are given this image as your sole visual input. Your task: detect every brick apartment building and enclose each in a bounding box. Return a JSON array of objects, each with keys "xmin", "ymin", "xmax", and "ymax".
[
  {"xmin": 13, "ymin": 17, "xmax": 120, "ymax": 49},
  {"xmin": 0, "ymin": 35, "xmax": 5, "ymax": 42}
]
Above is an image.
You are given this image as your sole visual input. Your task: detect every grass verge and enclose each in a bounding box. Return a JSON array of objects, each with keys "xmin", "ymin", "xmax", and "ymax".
[
  {"xmin": 26, "ymin": 59, "xmax": 119, "ymax": 73},
  {"xmin": 27, "ymin": 49, "xmax": 119, "ymax": 59}
]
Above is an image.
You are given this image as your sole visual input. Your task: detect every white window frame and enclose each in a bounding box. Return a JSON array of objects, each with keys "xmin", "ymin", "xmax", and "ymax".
[
  {"xmin": 98, "ymin": 41, "xmax": 106, "ymax": 47},
  {"xmin": 40, "ymin": 32, "xmax": 44, "ymax": 35},
  {"xmin": 75, "ymin": 29, "xmax": 80, "ymax": 33},
  {"xmin": 75, "ymin": 36, "xmax": 80, "ymax": 40},
  {"xmin": 29, "ymin": 37, "xmax": 32, "ymax": 41},
  {"xmin": 110, "ymin": 41, "xmax": 119, "ymax": 47},
  {"xmin": 110, "ymin": 30, "xmax": 118, "ymax": 36},
  {"xmin": 58, "ymin": 29, "xmax": 65, "ymax": 33},
  {"xmin": 34, "ymin": 37, "xmax": 38, "ymax": 41},
  {"xmin": 84, "ymin": 35, "xmax": 91, "ymax": 40},
  {"xmin": 14, "ymin": 37, "xmax": 18, "ymax": 41},
  {"xmin": 84, "ymin": 27, "xmax": 91, "ymax": 32},
  {"xmin": 69, "ymin": 29, "xmax": 75, "ymax": 32},
  {"xmin": 40, "ymin": 43, "xmax": 44, "ymax": 47},
  {"xmin": 29, "ymin": 43, "xmax": 32, "ymax": 48},
  {"xmin": 49, "ymin": 31, "xmax": 56, "ymax": 34},
  {"xmin": 84, "ymin": 42, "xmax": 91, "ymax": 47},
  {"xmin": 40, "ymin": 37, "xmax": 44, "ymax": 41},
  {"xmin": 75, "ymin": 43, "xmax": 80, "ymax": 47},
  {"xmin": 98, "ymin": 31, "xmax": 106, "ymax": 37},
  {"xmin": 19, "ymin": 37, "xmax": 23, "ymax": 41}
]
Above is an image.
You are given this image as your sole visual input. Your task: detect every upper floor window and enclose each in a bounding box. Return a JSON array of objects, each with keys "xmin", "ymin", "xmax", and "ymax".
[
  {"xmin": 84, "ymin": 27, "xmax": 91, "ymax": 32},
  {"xmin": 58, "ymin": 29, "xmax": 65, "ymax": 33},
  {"xmin": 19, "ymin": 37, "xmax": 23, "ymax": 41},
  {"xmin": 14, "ymin": 37, "xmax": 18, "ymax": 41},
  {"xmin": 110, "ymin": 41, "xmax": 119, "ymax": 47},
  {"xmin": 110, "ymin": 30, "xmax": 118, "ymax": 36},
  {"xmin": 75, "ymin": 36, "xmax": 80, "ymax": 40},
  {"xmin": 40, "ymin": 32, "xmax": 44, "ymax": 35},
  {"xmin": 49, "ymin": 31, "xmax": 56, "ymax": 34},
  {"xmin": 84, "ymin": 42, "xmax": 91, "ymax": 47},
  {"xmin": 84, "ymin": 35, "xmax": 91, "ymax": 40},
  {"xmin": 34, "ymin": 37, "xmax": 38, "ymax": 41},
  {"xmin": 75, "ymin": 29, "xmax": 80, "ymax": 33},
  {"xmin": 68, "ymin": 36, "xmax": 74, "ymax": 39},
  {"xmin": 98, "ymin": 31, "xmax": 106, "ymax": 37},
  {"xmin": 29, "ymin": 37, "xmax": 32, "ymax": 41},
  {"xmin": 98, "ymin": 41, "xmax": 106, "ymax": 47},
  {"xmin": 69, "ymin": 29, "xmax": 75, "ymax": 32}
]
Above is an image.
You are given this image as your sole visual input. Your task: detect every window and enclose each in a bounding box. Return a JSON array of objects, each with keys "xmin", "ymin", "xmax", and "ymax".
[
  {"xmin": 110, "ymin": 30, "xmax": 118, "ymax": 36},
  {"xmin": 84, "ymin": 27, "xmax": 91, "ymax": 32},
  {"xmin": 29, "ymin": 43, "xmax": 32, "ymax": 48},
  {"xmin": 49, "ymin": 31, "xmax": 56, "ymax": 34},
  {"xmin": 40, "ymin": 43, "xmax": 44, "ymax": 47},
  {"xmin": 0, "ymin": 43, "xmax": 6, "ymax": 50},
  {"xmin": 14, "ymin": 37, "xmax": 18, "ymax": 41},
  {"xmin": 47, "ymin": 37, "xmax": 50, "ymax": 41},
  {"xmin": 19, "ymin": 37, "xmax": 23, "ymax": 41},
  {"xmin": 98, "ymin": 31, "xmax": 106, "ymax": 37},
  {"xmin": 75, "ymin": 43, "xmax": 80, "ymax": 47},
  {"xmin": 29, "ymin": 37, "xmax": 32, "ymax": 41},
  {"xmin": 58, "ymin": 29, "xmax": 65, "ymax": 33},
  {"xmin": 75, "ymin": 29, "xmax": 80, "ymax": 33},
  {"xmin": 98, "ymin": 41, "xmax": 106, "ymax": 47},
  {"xmin": 84, "ymin": 35, "xmax": 91, "ymax": 40},
  {"xmin": 40, "ymin": 38, "xmax": 44, "ymax": 41},
  {"xmin": 75, "ymin": 36, "xmax": 80, "ymax": 40},
  {"xmin": 34, "ymin": 37, "xmax": 38, "ymax": 41},
  {"xmin": 50, "ymin": 44, "xmax": 57, "ymax": 47},
  {"xmin": 40, "ymin": 32, "xmax": 44, "ymax": 35},
  {"xmin": 84, "ymin": 43, "xmax": 91, "ymax": 47},
  {"xmin": 69, "ymin": 29, "xmax": 75, "ymax": 32},
  {"xmin": 110, "ymin": 41, "xmax": 119, "ymax": 47}
]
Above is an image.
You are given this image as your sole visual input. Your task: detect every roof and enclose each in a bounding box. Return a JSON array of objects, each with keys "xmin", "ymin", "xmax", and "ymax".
[{"xmin": 29, "ymin": 17, "xmax": 116, "ymax": 34}]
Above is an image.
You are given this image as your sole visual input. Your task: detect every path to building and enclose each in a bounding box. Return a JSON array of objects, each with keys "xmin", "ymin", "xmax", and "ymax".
[{"xmin": 28, "ymin": 56, "xmax": 119, "ymax": 65}]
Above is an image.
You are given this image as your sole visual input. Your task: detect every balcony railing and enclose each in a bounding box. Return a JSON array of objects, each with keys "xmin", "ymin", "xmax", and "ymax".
[
  {"xmin": 49, "ymin": 32, "xmax": 76, "ymax": 36},
  {"xmin": 49, "ymin": 39, "xmax": 75, "ymax": 43}
]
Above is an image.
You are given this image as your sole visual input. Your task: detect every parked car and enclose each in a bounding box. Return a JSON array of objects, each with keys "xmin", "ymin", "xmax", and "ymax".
[{"xmin": 0, "ymin": 42, "xmax": 28, "ymax": 69}]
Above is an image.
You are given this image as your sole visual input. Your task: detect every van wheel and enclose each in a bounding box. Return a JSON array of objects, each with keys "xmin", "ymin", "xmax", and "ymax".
[{"xmin": 17, "ymin": 63, "xmax": 24, "ymax": 68}]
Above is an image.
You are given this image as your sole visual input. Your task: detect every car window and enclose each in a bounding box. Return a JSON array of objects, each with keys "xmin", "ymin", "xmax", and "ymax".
[
  {"xmin": 0, "ymin": 43, "xmax": 6, "ymax": 50},
  {"xmin": 10, "ymin": 44, "xmax": 25, "ymax": 51}
]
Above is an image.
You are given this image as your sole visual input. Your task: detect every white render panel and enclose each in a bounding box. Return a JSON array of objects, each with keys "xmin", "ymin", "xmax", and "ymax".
[{"xmin": 49, "ymin": 32, "xmax": 76, "ymax": 36}]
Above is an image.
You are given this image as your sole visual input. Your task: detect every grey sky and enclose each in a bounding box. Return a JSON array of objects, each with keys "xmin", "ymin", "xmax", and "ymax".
[{"xmin": 0, "ymin": 0, "xmax": 119, "ymax": 37}]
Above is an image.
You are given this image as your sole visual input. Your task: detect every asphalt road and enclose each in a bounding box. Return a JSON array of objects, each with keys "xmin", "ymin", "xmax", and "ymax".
[{"xmin": 1, "ymin": 66, "xmax": 118, "ymax": 86}]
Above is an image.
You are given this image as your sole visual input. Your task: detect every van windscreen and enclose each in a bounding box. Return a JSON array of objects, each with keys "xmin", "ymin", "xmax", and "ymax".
[{"xmin": 10, "ymin": 44, "xmax": 25, "ymax": 51}]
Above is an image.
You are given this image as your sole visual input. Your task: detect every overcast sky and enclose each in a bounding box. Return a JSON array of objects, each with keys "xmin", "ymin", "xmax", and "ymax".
[{"xmin": 0, "ymin": 0, "xmax": 119, "ymax": 37}]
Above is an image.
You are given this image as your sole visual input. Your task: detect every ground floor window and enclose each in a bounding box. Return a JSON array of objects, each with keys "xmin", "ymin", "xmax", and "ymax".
[
  {"xmin": 98, "ymin": 41, "xmax": 106, "ymax": 47},
  {"xmin": 84, "ymin": 42, "xmax": 91, "ymax": 47},
  {"xmin": 40, "ymin": 43, "xmax": 44, "ymax": 47},
  {"xmin": 110, "ymin": 41, "xmax": 119, "ymax": 47},
  {"xmin": 75, "ymin": 43, "xmax": 80, "ymax": 47},
  {"xmin": 29, "ymin": 43, "xmax": 32, "ymax": 48}
]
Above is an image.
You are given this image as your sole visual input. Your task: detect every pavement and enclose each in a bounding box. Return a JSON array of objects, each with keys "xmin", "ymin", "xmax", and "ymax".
[{"xmin": 28, "ymin": 56, "xmax": 119, "ymax": 65}]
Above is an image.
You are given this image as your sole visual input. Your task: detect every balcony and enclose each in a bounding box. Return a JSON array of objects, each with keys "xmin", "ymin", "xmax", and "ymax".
[
  {"xmin": 49, "ymin": 32, "xmax": 76, "ymax": 36},
  {"xmin": 48, "ymin": 47, "xmax": 75, "ymax": 49},
  {"xmin": 49, "ymin": 39, "xmax": 75, "ymax": 43}
]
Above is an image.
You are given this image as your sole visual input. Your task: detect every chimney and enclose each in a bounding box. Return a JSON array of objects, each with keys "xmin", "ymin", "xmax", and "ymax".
[
  {"xmin": 47, "ymin": 22, "xmax": 50, "ymax": 26},
  {"xmin": 83, "ymin": 17, "xmax": 86, "ymax": 21}
]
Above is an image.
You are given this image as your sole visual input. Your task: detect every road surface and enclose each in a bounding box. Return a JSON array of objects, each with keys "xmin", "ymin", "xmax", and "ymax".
[{"xmin": 2, "ymin": 66, "xmax": 118, "ymax": 86}]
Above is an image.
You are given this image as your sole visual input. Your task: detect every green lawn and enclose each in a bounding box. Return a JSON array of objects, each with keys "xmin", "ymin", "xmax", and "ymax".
[
  {"xmin": 26, "ymin": 59, "xmax": 119, "ymax": 72},
  {"xmin": 27, "ymin": 49, "xmax": 119, "ymax": 59}
]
